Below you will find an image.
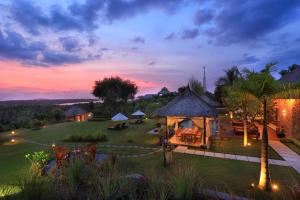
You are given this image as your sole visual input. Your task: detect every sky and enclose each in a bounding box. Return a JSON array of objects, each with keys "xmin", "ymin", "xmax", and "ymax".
[{"xmin": 0, "ymin": 0, "xmax": 300, "ymax": 100}]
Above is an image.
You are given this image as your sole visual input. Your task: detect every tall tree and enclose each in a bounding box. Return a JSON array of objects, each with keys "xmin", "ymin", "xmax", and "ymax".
[
  {"xmin": 214, "ymin": 66, "xmax": 241, "ymax": 104},
  {"xmin": 92, "ymin": 77, "xmax": 138, "ymax": 115},
  {"xmin": 188, "ymin": 78, "xmax": 204, "ymax": 96},
  {"xmin": 238, "ymin": 63, "xmax": 300, "ymax": 191}
]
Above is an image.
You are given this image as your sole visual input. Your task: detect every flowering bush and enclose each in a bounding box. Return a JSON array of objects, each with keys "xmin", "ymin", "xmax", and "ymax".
[{"xmin": 25, "ymin": 151, "xmax": 49, "ymax": 175}]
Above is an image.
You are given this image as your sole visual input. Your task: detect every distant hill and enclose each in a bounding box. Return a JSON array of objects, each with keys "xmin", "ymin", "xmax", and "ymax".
[{"xmin": 0, "ymin": 99, "xmax": 98, "ymax": 107}]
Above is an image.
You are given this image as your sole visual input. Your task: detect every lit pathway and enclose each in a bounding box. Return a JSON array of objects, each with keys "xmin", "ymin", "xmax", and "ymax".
[
  {"xmin": 174, "ymin": 146, "xmax": 291, "ymax": 167},
  {"xmin": 269, "ymin": 141, "xmax": 300, "ymax": 173}
]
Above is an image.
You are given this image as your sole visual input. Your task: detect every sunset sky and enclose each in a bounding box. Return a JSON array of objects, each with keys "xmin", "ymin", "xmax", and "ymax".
[{"xmin": 0, "ymin": 0, "xmax": 300, "ymax": 100}]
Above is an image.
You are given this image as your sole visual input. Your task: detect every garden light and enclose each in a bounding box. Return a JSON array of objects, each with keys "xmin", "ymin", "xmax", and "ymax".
[
  {"xmin": 272, "ymin": 184, "xmax": 279, "ymax": 191},
  {"xmin": 251, "ymin": 183, "xmax": 255, "ymax": 188},
  {"xmin": 52, "ymin": 143, "xmax": 56, "ymax": 148},
  {"xmin": 11, "ymin": 139, "xmax": 15, "ymax": 143},
  {"xmin": 11, "ymin": 131, "xmax": 15, "ymax": 135},
  {"xmin": 247, "ymin": 143, "xmax": 251, "ymax": 146}
]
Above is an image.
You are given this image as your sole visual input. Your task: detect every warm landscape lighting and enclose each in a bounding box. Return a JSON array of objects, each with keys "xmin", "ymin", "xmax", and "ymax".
[
  {"xmin": 52, "ymin": 143, "xmax": 56, "ymax": 148},
  {"xmin": 251, "ymin": 183, "xmax": 255, "ymax": 188},
  {"xmin": 11, "ymin": 139, "xmax": 15, "ymax": 143},
  {"xmin": 247, "ymin": 143, "xmax": 251, "ymax": 146},
  {"xmin": 11, "ymin": 131, "xmax": 15, "ymax": 135},
  {"xmin": 272, "ymin": 184, "xmax": 279, "ymax": 191},
  {"xmin": 282, "ymin": 109, "xmax": 287, "ymax": 117}
]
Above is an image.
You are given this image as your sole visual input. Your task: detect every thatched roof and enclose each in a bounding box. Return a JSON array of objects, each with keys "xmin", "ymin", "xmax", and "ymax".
[
  {"xmin": 65, "ymin": 106, "xmax": 87, "ymax": 117},
  {"xmin": 279, "ymin": 66, "xmax": 300, "ymax": 84},
  {"xmin": 153, "ymin": 88, "xmax": 217, "ymax": 117}
]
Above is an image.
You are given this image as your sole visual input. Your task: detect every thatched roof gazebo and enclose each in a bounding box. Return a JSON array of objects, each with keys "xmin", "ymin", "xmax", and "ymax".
[
  {"xmin": 153, "ymin": 88, "xmax": 217, "ymax": 148},
  {"xmin": 154, "ymin": 88, "xmax": 217, "ymax": 117}
]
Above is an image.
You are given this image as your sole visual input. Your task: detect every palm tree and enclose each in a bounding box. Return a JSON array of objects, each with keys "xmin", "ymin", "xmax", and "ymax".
[
  {"xmin": 239, "ymin": 63, "xmax": 300, "ymax": 191},
  {"xmin": 215, "ymin": 66, "xmax": 241, "ymax": 104}
]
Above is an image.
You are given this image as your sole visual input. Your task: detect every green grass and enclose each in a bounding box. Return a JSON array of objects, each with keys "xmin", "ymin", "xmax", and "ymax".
[
  {"xmin": 1, "ymin": 120, "xmax": 299, "ymax": 199},
  {"xmin": 281, "ymin": 140, "xmax": 300, "ymax": 155},
  {"xmin": 121, "ymin": 153, "xmax": 300, "ymax": 198},
  {"xmin": 0, "ymin": 119, "xmax": 158, "ymax": 187},
  {"xmin": 206, "ymin": 137, "xmax": 283, "ymax": 160}
]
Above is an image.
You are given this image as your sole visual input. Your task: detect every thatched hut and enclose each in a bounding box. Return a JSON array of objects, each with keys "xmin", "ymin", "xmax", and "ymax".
[
  {"xmin": 153, "ymin": 88, "xmax": 217, "ymax": 148},
  {"xmin": 65, "ymin": 106, "xmax": 89, "ymax": 122}
]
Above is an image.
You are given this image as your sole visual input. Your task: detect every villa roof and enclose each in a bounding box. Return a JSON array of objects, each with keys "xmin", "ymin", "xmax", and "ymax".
[
  {"xmin": 65, "ymin": 106, "xmax": 87, "ymax": 117},
  {"xmin": 279, "ymin": 66, "xmax": 300, "ymax": 84},
  {"xmin": 153, "ymin": 88, "xmax": 217, "ymax": 117}
]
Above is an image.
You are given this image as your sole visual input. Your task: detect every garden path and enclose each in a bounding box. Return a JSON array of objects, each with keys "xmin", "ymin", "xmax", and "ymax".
[
  {"xmin": 269, "ymin": 141, "xmax": 300, "ymax": 173},
  {"xmin": 174, "ymin": 146, "xmax": 291, "ymax": 167}
]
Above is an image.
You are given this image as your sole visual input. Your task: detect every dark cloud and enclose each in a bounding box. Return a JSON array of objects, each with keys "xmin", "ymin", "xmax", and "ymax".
[
  {"xmin": 164, "ymin": 32, "xmax": 176, "ymax": 41},
  {"xmin": 106, "ymin": 0, "xmax": 184, "ymax": 21},
  {"xmin": 148, "ymin": 61, "xmax": 156, "ymax": 65},
  {"xmin": 68, "ymin": 0, "xmax": 105, "ymax": 28},
  {"xmin": 10, "ymin": 0, "xmax": 94, "ymax": 34},
  {"xmin": 181, "ymin": 28, "xmax": 199, "ymax": 40},
  {"xmin": 59, "ymin": 37, "xmax": 81, "ymax": 52},
  {"xmin": 193, "ymin": 9, "xmax": 214, "ymax": 25},
  {"xmin": 131, "ymin": 36, "xmax": 145, "ymax": 44},
  {"xmin": 238, "ymin": 54, "xmax": 260, "ymax": 64},
  {"xmin": 100, "ymin": 48, "xmax": 110, "ymax": 51},
  {"xmin": 10, "ymin": 1, "xmax": 50, "ymax": 35},
  {"xmin": 131, "ymin": 47, "xmax": 139, "ymax": 51},
  {"xmin": 205, "ymin": 0, "xmax": 300, "ymax": 45},
  {"xmin": 10, "ymin": 0, "xmax": 186, "ymax": 35},
  {"xmin": 0, "ymin": 29, "xmax": 98, "ymax": 66}
]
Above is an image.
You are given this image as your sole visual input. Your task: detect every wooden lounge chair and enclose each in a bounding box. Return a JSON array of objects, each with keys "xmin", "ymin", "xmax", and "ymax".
[
  {"xmin": 108, "ymin": 123, "xmax": 121, "ymax": 130},
  {"xmin": 121, "ymin": 122, "xmax": 128, "ymax": 129}
]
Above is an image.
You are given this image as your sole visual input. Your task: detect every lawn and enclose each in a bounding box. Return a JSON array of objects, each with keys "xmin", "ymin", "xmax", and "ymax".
[
  {"xmin": 207, "ymin": 137, "xmax": 283, "ymax": 160},
  {"xmin": 121, "ymin": 153, "xmax": 300, "ymax": 198},
  {"xmin": 1, "ymin": 120, "xmax": 299, "ymax": 199},
  {"xmin": 0, "ymin": 119, "xmax": 158, "ymax": 187},
  {"xmin": 281, "ymin": 139, "xmax": 300, "ymax": 155}
]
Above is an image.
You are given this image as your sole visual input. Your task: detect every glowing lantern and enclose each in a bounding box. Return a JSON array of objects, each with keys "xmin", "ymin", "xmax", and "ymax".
[
  {"xmin": 11, "ymin": 131, "xmax": 15, "ymax": 135},
  {"xmin": 282, "ymin": 109, "xmax": 287, "ymax": 117},
  {"xmin": 11, "ymin": 139, "xmax": 15, "ymax": 143}
]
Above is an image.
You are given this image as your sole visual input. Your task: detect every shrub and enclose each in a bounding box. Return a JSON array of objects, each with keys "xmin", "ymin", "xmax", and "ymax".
[
  {"xmin": 18, "ymin": 176, "xmax": 51, "ymax": 200},
  {"xmin": 170, "ymin": 163, "xmax": 204, "ymax": 200},
  {"xmin": 25, "ymin": 151, "xmax": 49, "ymax": 176}
]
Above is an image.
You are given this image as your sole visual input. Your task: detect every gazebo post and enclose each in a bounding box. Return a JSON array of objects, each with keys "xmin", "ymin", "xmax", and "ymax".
[
  {"xmin": 201, "ymin": 117, "xmax": 207, "ymax": 149},
  {"xmin": 163, "ymin": 116, "xmax": 168, "ymax": 167}
]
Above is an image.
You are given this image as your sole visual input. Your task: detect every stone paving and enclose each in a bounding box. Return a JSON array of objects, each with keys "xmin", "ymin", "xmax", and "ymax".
[
  {"xmin": 174, "ymin": 146, "xmax": 291, "ymax": 167},
  {"xmin": 269, "ymin": 141, "xmax": 300, "ymax": 173}
]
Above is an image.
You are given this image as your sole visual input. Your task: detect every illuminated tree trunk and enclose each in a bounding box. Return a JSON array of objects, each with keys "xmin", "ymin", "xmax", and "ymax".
[
  {"xmin": 258, "ymin": 98, "xmax": 272, "ymax": 191},
  {"xmin": 243, "ymin": 119, "xmax": 248, "ymax": 147}
]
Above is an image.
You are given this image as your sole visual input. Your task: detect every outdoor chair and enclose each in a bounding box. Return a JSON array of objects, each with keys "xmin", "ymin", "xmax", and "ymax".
[
  {"xmin": 121, "ymin": 122, "xmax": 128, "ymax": 129},
  {"xmin": 53, "ymin": 146, "xmax": 70, "ymax": 168}
]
